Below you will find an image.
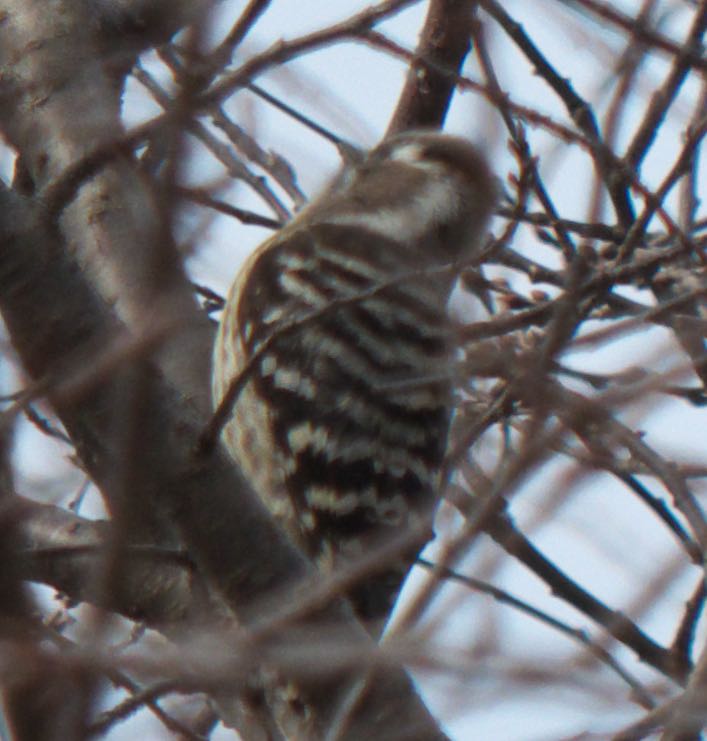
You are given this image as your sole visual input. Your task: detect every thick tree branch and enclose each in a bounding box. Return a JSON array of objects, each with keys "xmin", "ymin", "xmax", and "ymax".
[
  {"xmin": 387, "ymin": 0, "xmax": 478, "ymax": 134},
  {"xmin": 12, "ymin": 494, "xmax": 196, "ymax": 625}
]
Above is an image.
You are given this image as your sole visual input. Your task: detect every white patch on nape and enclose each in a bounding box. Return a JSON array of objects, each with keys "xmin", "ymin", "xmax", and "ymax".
[
  {"xmin": 387, "ymin": 142, "xmax": 447, "ymax": 175},
  {"xmin": 323, "ymin": 178, "xmax": 460, "ymax": 243},
  {"xmin": 388, "ymin": 142, "xmax": 426, "ymax": 164}
]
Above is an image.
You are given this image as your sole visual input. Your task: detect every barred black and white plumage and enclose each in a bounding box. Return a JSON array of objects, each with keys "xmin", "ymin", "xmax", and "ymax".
[{"xmin": 213, "ymin": 131, "xmax": 495, "ymax": 628}]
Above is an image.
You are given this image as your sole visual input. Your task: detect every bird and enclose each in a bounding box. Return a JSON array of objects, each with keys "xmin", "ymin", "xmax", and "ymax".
[{"xmin": 212, "ymin": 130, "xmax": 495, "ymax": 632}]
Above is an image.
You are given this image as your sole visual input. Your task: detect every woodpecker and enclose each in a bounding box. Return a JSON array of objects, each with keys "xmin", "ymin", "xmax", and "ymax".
[{"xmin": 213, "ymin": 130, "xmax": 495, "ymax": 629}]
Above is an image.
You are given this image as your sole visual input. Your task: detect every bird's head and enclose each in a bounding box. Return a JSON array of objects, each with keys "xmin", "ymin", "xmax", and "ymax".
[{"xmin": 314, "ymin": 130, "xmax": 496, "ymax": 265}]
